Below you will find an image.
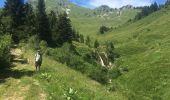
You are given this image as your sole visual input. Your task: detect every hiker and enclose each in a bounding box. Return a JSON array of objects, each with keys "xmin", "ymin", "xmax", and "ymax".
[{"xmin": 35, "ymin": 50, "xmax": 42, "ymax": 71}]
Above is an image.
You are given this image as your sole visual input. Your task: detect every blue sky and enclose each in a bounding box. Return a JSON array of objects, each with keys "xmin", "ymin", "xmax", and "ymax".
[
  {"xmin": 70, "ymin": 0, "xmax": 167, "ymax": 8},
  {"xmin": 0, "ymin": 0, "xmax": 167, "ymax": 8},
  {"xmin": 0, "ymin": 0, "xmax": 5, "ymax": 8}
]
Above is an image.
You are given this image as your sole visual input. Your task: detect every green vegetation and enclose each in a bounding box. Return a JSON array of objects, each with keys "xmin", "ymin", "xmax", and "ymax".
[
  {"xmin": 37, "ymin": 0, "xmax": 52, "ymax": 45},
  {"xmin": 0, "ymin": 47, "xmax": 126, "ymax": 100},
  {"xmin": 29, "ymin": 0, "xmax": 140, "ymax": 38},
  {"xmin": 45, "ymin": 41, "xmax": 118, "ymax": 84},
  {"xmin": 134, "ymin": 2, "xmax": 159, "ymax": 21},
  {"xmin": 0, "ymin": 35, "xmax": 11, "ymax": 69},
  {"xmin": 99, "ymin": 25, "xmax": 111, "ymax": 34},
  {"xmin": 95, "ymin": 5, "xmax": 170, "ymax": 100},
  {"xmin": 1, "ymin": 0, "xmax": 170, "ymax": 100},
  {"xmin": 71, "ymin": 8, "xmax": 139, "ymax": 37}
]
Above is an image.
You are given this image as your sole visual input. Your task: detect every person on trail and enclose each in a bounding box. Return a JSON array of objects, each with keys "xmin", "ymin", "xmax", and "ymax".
[{"xmin": 35, "ymin": 50, "xmax": 42, "ymax": 71}]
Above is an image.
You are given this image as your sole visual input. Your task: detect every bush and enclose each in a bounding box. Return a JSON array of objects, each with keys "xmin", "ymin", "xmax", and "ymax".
[
  {"xmin": 40, "ymin": 40, "xmax": 48, "ymax": 54},
  {"xmin": 0, "ymin": 35, "xmax": 12, "ymax": 69},
  {"xmin": 46, "ymin": 43, "xmax": 88, "ymax": 73},
  {"xmin": 90, "ymin": 67, "xmax": 110, "ymax": 84},
  {"xmin": 46, "ymin": 42, "xmax": 121, "ymax": 84},
  {"xmin": 27, "ymin": 35, "xmax": 39, "ymax": 50},
  {"xmin": 99, "ymin": 25, "xmax": 110, "ymax": 34},
  {"xmin": 91, "ymin": 67, "xmax": 122, "ymax": 84},
  {"xmin": 94, "ymin": 40, "xmax": 100, "ymax": 48},
  {"xmin": 64, "ymin": 88, "xmax": 79, "ymax": 100}
]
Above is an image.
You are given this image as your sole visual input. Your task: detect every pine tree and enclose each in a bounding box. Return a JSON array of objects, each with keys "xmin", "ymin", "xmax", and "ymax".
[
  {"xmin": 3, "ymin": 0, "xmax": 27, "ymax": 43},
  {"xmin": 165, "ymin": 0, "xmax": 170, "ymax": 7},
  {"xmin": 48, "ymin": 11, "xmax": 57, "ymax": 31},
  {"xmin": 99, "ymin": 25, "xmax": 110, "ymax": 34},
  {"xmin": 150, "ymin": 2, "xmax": 158, "ymax": 12},
  {"xmin": 0, "ymin": 15, "xmax": 5, "ymax": 35},
  {"xmin": 24, "ymin": 3, "xmax": 36, "ymax": 36},
  {"xmin": 36, "ymin": 0, "xmax": 52, "ymax": 45},
  {"xmin": 106, "ymin": 42, "xmax": 115, "ymax": 62},
  {"xmin": 153, "ymin": 2, "xmax": 159, "ymax": 11},
  {"xmin": 57, "ymin": 12, "xmax": 74, "ymax": 45},
  {"xmin": 94, "ymin": 40, "xmax": 100, "ymax": 48},
  {"xmin": 4, "ymin": 0, "xmax": 25, "ymax": 27},
  {"xmin": 48, "ymin": 11, "xmax": 59, "ymax": 45}
]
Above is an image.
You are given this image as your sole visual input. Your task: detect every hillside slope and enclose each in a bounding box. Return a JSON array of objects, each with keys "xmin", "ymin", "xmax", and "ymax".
[
  {"xmin": 29, "ymin": 0, "xmax": 139, "ymax": 37},
  {"xmin": 0, "ymin": 49, "xmax": 127, "ymax": 100},
  {"xmin": 99, "ymin": 5, "xmax": 170, "ymax": 100}
]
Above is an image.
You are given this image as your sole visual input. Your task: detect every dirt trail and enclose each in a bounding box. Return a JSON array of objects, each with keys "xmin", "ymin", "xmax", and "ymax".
[{"xmin": 0, "ymin": 48, "xmax": 46, "ymax": 100}]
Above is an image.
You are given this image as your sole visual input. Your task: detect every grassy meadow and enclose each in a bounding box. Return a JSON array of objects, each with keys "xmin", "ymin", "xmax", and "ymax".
[
  {"xmin": 1, "ymin": 0, "xmax": 170, "ymax": 100},
  {"xmin": 71, "ymin": 9, "xmax": 140, "ymax": 37},
  {"xmin": 96, "ymin": 5, "xmax": 170, "ymax": 100},
  {"xmin": 0, "ymin": 49, "xmax": 126, "ymax": 100}
]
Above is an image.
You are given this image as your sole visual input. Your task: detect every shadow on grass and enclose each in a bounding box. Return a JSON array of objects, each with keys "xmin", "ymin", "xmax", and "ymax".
[{"xmin": 0, "ymin": 65, "xmax": 34, "ymax": 84}]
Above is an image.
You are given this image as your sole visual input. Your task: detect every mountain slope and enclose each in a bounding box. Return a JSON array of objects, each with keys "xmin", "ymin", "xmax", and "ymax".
[
  {"xmin": 71, "ymin": 8, "xmax": 139, "ymax": 37},
  {"xmin": 29, "ymin": 0, "xmax": 140, "ymax": 37},
  {"xmin": 0, "ymin": 49, "xmax": 127, "ymax": 100},
  {"xmin": 29, "ymin": 0, "xmax": 93, "ymax": 17},
  {"xmin": 98, "ymin": 5, "xmax": 170, "ymax": 100}
]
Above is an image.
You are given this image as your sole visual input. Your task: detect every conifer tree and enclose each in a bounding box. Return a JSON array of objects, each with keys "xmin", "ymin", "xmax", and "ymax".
[
  {"xmin": 150, "ymin": 2, "xmax": 158, "ymax": 12},
  {"xmin": 3, "ymin": 0, "xmax": 26, "ymax": 43},
  {"xmin": 106, "ymin": 42, "xmax": 115, "ymax": 62},
  {"xmin": 4, "ymin": 0, "xmax": 25, "ymax": 27},
  {"xmin": 57, "ymin": 12, "xmax": 74, "ymax": 45},
  {"xmin": 165, "ymin": 0, "xmax": 170, "ymax": 6},
  {"xmin": 36, "ymin": 0, "xmax": 52, "ymax": 45},
  {"xmin": 0, "ymin": 15, "xmax": 5, "ymax": 35},
  {"xmin": 48, "ymin": 11, "xmax": 59, "ymax": 45},
  {"xmin": 94, "ymin": 40, "xmax": 100, "ymax": 48},
  {"xmin": 24, "ymin": 3, "xmax": 36, "ymax": 36},
  {"xmin": 135, "ymin": 2, "xmax": 159, "ymax": 20},
  {"xmin": 48, "ymin": 11, "xmax": 57, "ymax": 31}
]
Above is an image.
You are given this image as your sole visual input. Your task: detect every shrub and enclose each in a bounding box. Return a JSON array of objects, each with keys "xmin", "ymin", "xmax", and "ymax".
[
  {"xmin": 105, "ymin": 42, "xmax": 120, "ymax": 62},
  {"xmin": 99, "ymin": 25, "xmax": 110, "ymax": 34},
  {"xmin": 94, "ymin": 40, "xmax": 100, "ymax": 48},
  {"xmin": 40, "ymin": 72, "xmax": 52, "ymax": 82},
  {"xmin": 40, "ymin": 40, "xmax": 48, "ymax": 54},
  {"xmin": 27, "ymin": 35, "xmax": 39, "ymax": 50},
  {"xmin": 46, "ymin": 43, "xmax": 88, "ymax": 73},
  {"xmin": 109, "ymin": 67, "xmax": 121, "ymax": 79},
  {"xmin": 64, "ymin": 88, "xmax": 79, "ymax": 100},
  {"xmin": 90, "ymin": 67, "xmax": 110, "ymax": 84},
  {"xmin": 0, "ymin": 35, "xmax": 12, "ymax": 69},
  {"xmin": 46, "ymin": 42, "xmax": 121, "ymax": 84},
  {"xmin": 90, "ymin": 67, "xmax": 122, "ymax": 84}
]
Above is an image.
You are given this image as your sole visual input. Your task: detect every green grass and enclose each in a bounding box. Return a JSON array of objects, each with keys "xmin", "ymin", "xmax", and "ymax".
[
  {"xmin": 71, "ymin": 9, "xmax": 139, "ymax": 38},
  {"xmin": 0, "ymin": 49, "xmax": 126, "ymax": 100},
  {"xmin": 2, "ymin": 1, "xmax": 170, "ymax": 100},
  {"xmin": 36, "ymin": 56, "xmax": 126, "ymax": 100},
  {"xmin": 30, "ymin": 0, "xmax": 139, "ymax": 39},
  {"xmin": 93, "ymin": 6, "xmax": 170, "ymax": 100}
]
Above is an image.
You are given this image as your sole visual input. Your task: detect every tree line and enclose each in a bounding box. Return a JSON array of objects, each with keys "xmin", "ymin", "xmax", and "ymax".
[
  {"xmin": 134, "ymin": 2, "xmax": 159, "ymax": 20},
  {"xmin": 0, "ymin": 0, "xmax": 77, "ymax": 47},
  {"xmin": 134, "ymin": 1, "xmax": 170, "ymax": 20}
]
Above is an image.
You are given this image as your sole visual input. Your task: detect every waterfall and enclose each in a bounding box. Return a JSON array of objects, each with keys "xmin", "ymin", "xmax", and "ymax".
[
  {"xmin": 99, "ymin": 52, "xmax": 110, "ymax": 67},
  {"xmin": 99, "ymin": 55, "xmax": 105, "ymax": 67}
]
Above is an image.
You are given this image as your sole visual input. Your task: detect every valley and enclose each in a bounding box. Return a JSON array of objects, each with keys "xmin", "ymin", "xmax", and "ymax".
[{"xmin": 0, "ymin": 0, "xmax": 170, "ymax": 100}]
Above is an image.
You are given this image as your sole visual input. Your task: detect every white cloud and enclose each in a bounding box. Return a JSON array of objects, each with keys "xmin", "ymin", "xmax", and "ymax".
[{"xmin": 89, "ymin": 0, "xmax": 155, "ymax": 8}]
